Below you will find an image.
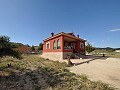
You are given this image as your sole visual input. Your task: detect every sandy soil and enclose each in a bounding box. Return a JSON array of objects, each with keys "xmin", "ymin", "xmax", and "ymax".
[{"xmin": 68, "ymin": 57, "xmax": 120, "ymax": 89}]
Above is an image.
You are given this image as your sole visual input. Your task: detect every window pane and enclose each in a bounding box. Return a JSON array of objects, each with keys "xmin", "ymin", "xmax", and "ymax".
[
  {"xmin": 80, "ymin": 43, "xmax": 84, "ymax": 49},
  {"xmin": 57, "ymin": 39, "xmax": 61, "ymax": 49},
  {"xmin": 53, "ymin": 41, "xmax": 57, "ymax": 49},
  {"xmin": 47, "ymin": 43, "xmax": 49, "ymax": 49}
]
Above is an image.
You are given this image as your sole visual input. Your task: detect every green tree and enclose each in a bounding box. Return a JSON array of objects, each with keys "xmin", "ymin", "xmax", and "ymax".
[
  {"xmin": 85, "ymin": 42, "xmax": 95, "ymax": 54},
  {"xmin": 38, "ymin": 43, "xmax": 43, "ymax": 50},
  {"xmin": 31, "ymin": 45, "xmax": 35, "ymax": 51},
  {"xmin": 0, "ymin": 35, "xmax": 22, "ymax": 59}
]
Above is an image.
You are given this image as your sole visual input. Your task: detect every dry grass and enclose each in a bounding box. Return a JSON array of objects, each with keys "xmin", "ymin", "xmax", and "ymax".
[
  {"xmin": 91, "ymin": 50, "xmax": 120, "ymax": 58},
  {"xmin": 0, "ymin": 55, "xmax": 117, "ymax": 90}
]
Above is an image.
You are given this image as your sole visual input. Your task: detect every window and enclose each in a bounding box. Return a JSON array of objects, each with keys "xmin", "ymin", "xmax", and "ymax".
[
  {"xmin": 53, "ymin": 41, "xmax": 57, "ymax": 49},
  {"xmin": 71, "ymin": 43, "xmax": 75, "ymax": 49},
  {"xmin": 46, "ymin": 42, "xmax": 50, "ymax": 49},
  {"xmin": 80, "ymin": 43, "xmax": 84, "ymax": 49},
  {"xmin": 57, "ymin": 39, "xmax": 61, "ymax": 49}
]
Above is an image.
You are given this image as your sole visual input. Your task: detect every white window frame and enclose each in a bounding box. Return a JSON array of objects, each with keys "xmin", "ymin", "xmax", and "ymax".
[
  {"xmin": 57, "ymin": 39, "xmax": 61, "ymax": 49},
  {"xmin": 53, "ymin": 40, "xmax": 57, "ymax": 50},
  {"xmin": 46, "ymin": 42, "xmax": 50, "ymax": 49},
  {"xmin": 80, "ymin": 43, "xmax": 84, "ymax": 49}
]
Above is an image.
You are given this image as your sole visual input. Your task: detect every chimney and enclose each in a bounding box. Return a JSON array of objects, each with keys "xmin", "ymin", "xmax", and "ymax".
[
  {"xmin": 77, "ymin": 35, "xmax": 79, "ymax": 38},
  {"xmin": 51, "ymin": 32, "xmax": 54, "ymax": 37}
]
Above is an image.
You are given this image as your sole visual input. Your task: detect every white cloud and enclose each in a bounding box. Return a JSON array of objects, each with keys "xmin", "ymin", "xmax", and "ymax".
[{"xmin": 109, "ymin": 29, "xmax": 120, "ymax": 32}]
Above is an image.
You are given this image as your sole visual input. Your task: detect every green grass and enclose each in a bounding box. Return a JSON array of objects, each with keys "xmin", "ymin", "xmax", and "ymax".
[{"xmin": 0, "ymin": 55, "xmax": 117, "ymax": 90}]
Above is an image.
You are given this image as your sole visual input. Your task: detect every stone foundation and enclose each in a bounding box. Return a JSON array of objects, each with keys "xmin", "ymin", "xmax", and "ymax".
[
  {"xmin": 63, "ymin": 52, "xmax": 73, "ymax": 59},
  {"xmin": 42, "ymin": 52, "xmax": 85, "ymax": 60},
  {"xmin": 42, "ymin": 52, "xmax": 63, "ymax": 60},
  {"xmin": 43, "ymin": 52, "xmax": 74, "ymax": 60}
]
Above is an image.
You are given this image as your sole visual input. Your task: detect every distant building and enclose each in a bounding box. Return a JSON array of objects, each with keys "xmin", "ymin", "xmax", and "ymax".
[
  {"xmin": 42, "ymin": 32, "xmax": 86, "ymax": 60},
  {"xmin": 18, "ymin": 45, "xmax": 31, "ymax": 54}
]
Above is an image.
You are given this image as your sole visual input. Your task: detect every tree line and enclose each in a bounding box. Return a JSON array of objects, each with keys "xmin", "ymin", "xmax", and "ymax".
[{"xmin": 0, "ymin": 35, "xmax": 43, "ymax": 59}]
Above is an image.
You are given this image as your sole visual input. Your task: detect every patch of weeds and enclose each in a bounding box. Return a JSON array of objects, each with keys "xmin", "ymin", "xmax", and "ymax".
[
  {"xmin": 34, "ymin": 85, "xmax": 41, "ymax": 90},
  {"xmin": 79, "ymin": 74, "xmax": 89, "ymax": 82},
  {"xmin": 95, "ymin": 81, "xmax": 115, "ymax": 90},
  {"xmin": 90, "ymin": 81, "xmax": 98, "ymax": 88},
  {"xmin": 62, "ymin": 68, "xmax": 69, "ymax": 72},
  {"xmin": 25, "ymin": 72, "xmax": 39, "ymax": 84},
  {"xmin": 22, "ymin": 78, "xmax": 27, "ymax": 84},
  {"xmin": 5, "ymin": 72, "xmax": 20, "ymax": 82},
  {"xmin": 31, "ymin": 76, "xmax": 39, "ymax": 84},
  {"xmin": 39, "ymin": 67, "xmax": 61, "ymax": 87},
  {"xmin": 46, "ymin": 77, "xmax": 59, "ymax": 87},
  {"xmin": 0, "ymin": 76, "xmax": 6, "ymax": 82},
  {"xmin": 62, "ymin": 71, "xmax": 76, "ymax": 77}
]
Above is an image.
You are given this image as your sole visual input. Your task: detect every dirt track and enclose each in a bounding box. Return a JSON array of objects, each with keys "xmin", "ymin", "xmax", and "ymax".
[{"xmin": 69, "ymin": 57, "xmax": 120, "ymax": 89}]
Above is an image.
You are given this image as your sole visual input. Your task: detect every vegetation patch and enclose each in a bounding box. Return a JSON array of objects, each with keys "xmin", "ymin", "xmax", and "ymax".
[
  {"xmin": 91, "ymin": 49, "xmax": 120, "ymax": 58},
  {"xmin": 0, "ymin": 55, "xmax": 117, "ymax": 90}
]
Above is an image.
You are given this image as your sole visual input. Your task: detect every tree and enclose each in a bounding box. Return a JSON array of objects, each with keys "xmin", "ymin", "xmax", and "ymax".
[
  {"xmin": 31, "ymin": 45, "xmax": 35, "ymax": 51},
  {"xmin": 85, "ymin": 42, "xmax": 95, "ymax": 54},
  {"xmin": 38, "ymin": 43, "xmax": 43, "ymax": 50},
  {"xmin": 0, "ymin": 35, "xmax": 22, "ymax": 59}
]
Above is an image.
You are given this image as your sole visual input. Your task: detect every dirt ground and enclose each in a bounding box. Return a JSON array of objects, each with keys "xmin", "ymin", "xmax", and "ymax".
[{"xmin": 68, "ymin": 57, "xmax": 120, "ymax": 89}]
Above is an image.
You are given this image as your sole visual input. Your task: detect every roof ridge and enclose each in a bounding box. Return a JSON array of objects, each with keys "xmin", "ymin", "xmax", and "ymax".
[{"xmin": 44, "ymin": 32, "xmax": 86, "ymax": 42}]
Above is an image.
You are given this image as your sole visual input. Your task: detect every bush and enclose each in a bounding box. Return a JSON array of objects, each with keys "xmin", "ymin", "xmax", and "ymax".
[{"xmin": 0, "ymin": 35, "xmax": 22, "ymax": 59}]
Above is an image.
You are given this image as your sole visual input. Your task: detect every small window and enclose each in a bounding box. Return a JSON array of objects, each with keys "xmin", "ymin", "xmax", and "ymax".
[
  {"xmin": 80, "ymin": 43, "xmax": 84, "ymax": 49},
  {"xmin": 53, "ymin": 41, "xmax": 57, "ymax": 49},
  {"xmin": 46, "ymin": 42, "xmax": 50, "ymax": 49},
  {"xmin": 57, "ymin": 39, "xmax": 61, "ymax": 49}
]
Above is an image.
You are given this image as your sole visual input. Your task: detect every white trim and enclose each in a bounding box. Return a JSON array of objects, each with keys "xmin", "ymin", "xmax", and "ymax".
[
  {"xmin": 46, "ymin": 42, "xmax": 50, "ymax": 49},
  {"xmin": 57, "ymin": 39, "xmax": 61, "ymax": 49},
  {"xmin": 53, "ymin": 40, "xmax": 57, "ymax": 49},
  {"xmin": 80, "ymin": 43, "xmax": 84, "ymax": 49}
]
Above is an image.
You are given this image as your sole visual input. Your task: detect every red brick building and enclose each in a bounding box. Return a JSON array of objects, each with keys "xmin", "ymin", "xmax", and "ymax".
[
  {"xmin": 18, "ymin": 45, "xmax": 31, "ymax": 54},
  {"xmin": 43, "ymin": 32, "xmax": 86, "ymax": 60}
]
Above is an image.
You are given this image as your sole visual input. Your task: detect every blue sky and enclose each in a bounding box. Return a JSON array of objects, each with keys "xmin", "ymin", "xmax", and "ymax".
[{"xmin": 0, "ymin": 0, "xmax": 120, "ymax": 48}]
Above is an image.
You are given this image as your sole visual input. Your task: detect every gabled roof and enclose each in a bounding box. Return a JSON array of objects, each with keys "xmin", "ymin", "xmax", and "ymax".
[{"xmin": 44, "ymin": 32, "xmax": 86, "ymax": 42}]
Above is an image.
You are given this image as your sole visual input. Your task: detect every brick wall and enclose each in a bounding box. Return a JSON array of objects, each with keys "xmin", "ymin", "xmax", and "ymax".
[{"xmin": 18, "ymin": 46, "xmax": 31, "ymax": 54}]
